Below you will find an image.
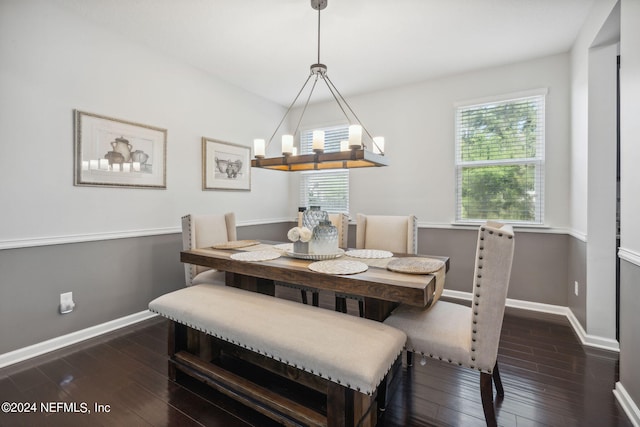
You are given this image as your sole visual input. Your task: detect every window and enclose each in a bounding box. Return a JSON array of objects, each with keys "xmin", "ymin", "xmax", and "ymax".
[
  {"xmin": 299, "ymin": 125, "xmax": 349, "ymax": 213},
  {"xmin": 455, "ymin": 90, "xmax": 546, "ymax": 224}
]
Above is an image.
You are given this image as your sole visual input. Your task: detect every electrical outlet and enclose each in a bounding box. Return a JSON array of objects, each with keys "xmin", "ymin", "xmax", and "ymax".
[
  {"xmin": 574, "ymin": 281, "xmax": 579, "ymax": 296},
  {"xmin": 60, "ymin": 292, "xmax": 75, "ymax": 314}
]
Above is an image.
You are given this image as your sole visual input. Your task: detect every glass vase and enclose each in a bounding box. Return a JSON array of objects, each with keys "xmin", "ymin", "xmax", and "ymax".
[
  {"xmin": 310, "ymin": 219, "xmax": 339, "ymax": 255},
  {"xmin": 302, "ymin": 206, "xmax": 329, "ymax": 232}
]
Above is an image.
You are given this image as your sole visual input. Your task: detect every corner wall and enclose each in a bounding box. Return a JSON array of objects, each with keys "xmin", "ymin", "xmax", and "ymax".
[
  {"xmin": 568, "ymin": 0, "xmax": 618, "ymax": 337},
  {"xmin": 616, "ymin": 0, "xmax": 640, "ymax": 422}
]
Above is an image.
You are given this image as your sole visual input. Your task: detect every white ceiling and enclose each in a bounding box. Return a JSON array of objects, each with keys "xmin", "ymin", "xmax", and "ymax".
[{"xmin": 53, "ymin": 0, "xmax": 595, "ymax": 106}]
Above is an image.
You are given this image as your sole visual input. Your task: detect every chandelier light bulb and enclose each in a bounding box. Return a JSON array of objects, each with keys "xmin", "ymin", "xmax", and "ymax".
[
  {"xmin": 348, "ymin": 125, "xmax": 362, "ymax": 149},
  {"xmin": 254, "ymin": 139, "xmax": 265, "ymax": 158},
  {"xmin": 312, "ymin": 130, "xmax": 325, "ymax": 153},
  {"xmin": 282, "ymin": 134, "xmax": 294, "ymax": 155}
]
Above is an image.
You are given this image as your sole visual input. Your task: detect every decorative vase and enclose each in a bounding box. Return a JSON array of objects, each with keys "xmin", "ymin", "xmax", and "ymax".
[
  {"xmin": 310, "ymin": 219, "xmax": 338, "ymax": 255},
  {"xmin": 293, "ymin": 241, "xmax": 309, "ymax": 254},
  {"xmin": 302, "ymin": 206, "xmax": 329, "ymax": 232}
]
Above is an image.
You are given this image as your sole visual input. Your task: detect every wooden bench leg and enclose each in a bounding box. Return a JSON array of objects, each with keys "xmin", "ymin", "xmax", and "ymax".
[
  {"xmin": 327, "ymin": 382, "xmax": 354, "ymax": 427},
  {"xmin": 327, "ymin": 382, "xmax": 380, "ymax": 427},
  {"xmin": 167, "ymin": 321, "xmax": 186, "ymax": 381}
]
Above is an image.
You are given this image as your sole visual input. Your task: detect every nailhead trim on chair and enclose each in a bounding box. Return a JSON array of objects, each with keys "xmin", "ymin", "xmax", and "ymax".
[
  {"xmin": 403, "ymin": 225, "xmax": 515, "ymax": 376},
  {"xmin": 469, "ymin": 227, "xmax": 485, "ymax": 370},
  {"xmin": 182, "ymin": 214, "xmax": 195, "ymax": 285}
]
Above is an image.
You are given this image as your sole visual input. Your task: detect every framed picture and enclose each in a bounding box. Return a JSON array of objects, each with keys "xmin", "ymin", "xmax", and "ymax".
[
  {"xmin": 202, "ymin": 137, "xmax": 251, "ymax": 191},
  {"xmin": 74, "ymin": 110, "xmax": 167, "ymax": 189}
]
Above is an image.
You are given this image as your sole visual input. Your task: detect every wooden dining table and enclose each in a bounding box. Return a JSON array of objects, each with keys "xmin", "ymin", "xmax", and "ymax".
[{"xmin": 181, "ymin": 243, "xmax": 449, "ymax": 322}]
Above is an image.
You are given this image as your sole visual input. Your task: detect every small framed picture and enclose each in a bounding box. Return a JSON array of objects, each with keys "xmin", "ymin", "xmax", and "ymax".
[
  {"xmin": 202, "ymin": 137, "xmax": 251, "ymax": 191},
  {"xmin": 74, "ymin": 110, "xmax": 167, "ymax": 189}
]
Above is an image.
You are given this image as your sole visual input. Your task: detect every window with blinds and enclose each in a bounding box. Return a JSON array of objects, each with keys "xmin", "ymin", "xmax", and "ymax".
[
  {"xmin": 299, "ymin": 125, "xmax": 349, "ymax": 213},
  {"xmin": 455, "ymin": 90, "xmax": 546, "ymax": 224}
]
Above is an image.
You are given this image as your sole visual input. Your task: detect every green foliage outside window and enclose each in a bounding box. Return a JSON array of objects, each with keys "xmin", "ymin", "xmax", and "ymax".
[
  {"xmin": 457, "ymin": 96, "xmax": 544, "ymax": 223},
  {"xmin": 460, "ymin": 164, "xmax": 536, "ymax": 221}
]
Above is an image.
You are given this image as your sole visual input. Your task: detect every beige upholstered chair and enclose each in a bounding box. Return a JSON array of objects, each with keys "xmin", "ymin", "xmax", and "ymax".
[
  {"xmin": 383, "ymin": 221, "xmax": 515, "ymax": 427},
  {"xmin": 356, "ymin": 213, "xmax": 418, "ymax": 254},
  {"xmin": 337, "ymin": 214, "xmax": 418, "ymax": 316},
  {"xmin": 182, "ymin": 213, "xmax": 237, "ymax": 286},
  {"xmin": 293, "ymin": 212, "xmax": 349, "ymax": 305}
]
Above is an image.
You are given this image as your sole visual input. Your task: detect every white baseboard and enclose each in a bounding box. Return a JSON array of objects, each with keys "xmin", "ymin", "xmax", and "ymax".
[
  {"xmin": 565, "ymin": 308, "xmax": 620, "ymax": 352},
  {"xmin": 442, "ymin": 289, "xmax": 620, "ymax": 352},
  {"xmin": 0, "ymin": 310, "xmax": 158, "ymax": 369},
  {"xmin": 614, "ymin": 382, "xmax": 640, "ymax": 427}
]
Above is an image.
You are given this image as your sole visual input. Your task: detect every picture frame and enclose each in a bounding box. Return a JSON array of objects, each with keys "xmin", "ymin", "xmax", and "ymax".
[
  {"xmin": 202, "ymin": 137, "xmax": 251, "ymax": 191},
  {"xmin": 74, "ymin": 110, "xmax": 167, "ymax": 189}
]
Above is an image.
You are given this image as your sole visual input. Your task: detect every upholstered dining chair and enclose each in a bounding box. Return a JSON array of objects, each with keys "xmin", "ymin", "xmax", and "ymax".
[
  {"xmin": 355, "ymin": 213, "xmax": 418, "ymax": 254},
  {"xmin": 383, "ymin": 221, "xmax": 515, "ymax": 427},
  {"xmin": 293, "ymin": 212, "xmax": 349, "ymax": 306},
  {"xmin": 336, "ymin": 214, "xmax": 418, "ymax": 316},
  {"xmin": 182, "ymin": 213, "xmax": 237, "ymax": 286}
]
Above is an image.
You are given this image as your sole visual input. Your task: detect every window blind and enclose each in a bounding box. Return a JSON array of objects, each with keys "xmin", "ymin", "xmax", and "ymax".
[
  {"xmin": 299, "ymin": 126, "xmax": 349, "ymax": 154},
  {"xmin": 299, "ymin": 125, "xmax": 350, "ymax": 214},
  {"xmin": 455, "ymin": 92, "xmax": 545, "ymax": 224}
]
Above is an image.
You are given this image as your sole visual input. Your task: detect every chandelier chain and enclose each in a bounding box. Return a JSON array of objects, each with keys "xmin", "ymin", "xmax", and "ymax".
[
  {"xmin": 317, "ymin": 6, "xmax": 321, "ymax": 65},
  {"xmin": 293, "ymin": 74, "xmax": 321, "ymax": 137},
  {"xmin": 267, "ymin": 74, "xmax": 313, "ymax": 147},
  {"xmin": 324, "ymin": 74, "xmax": 379, "ymax": 150}
]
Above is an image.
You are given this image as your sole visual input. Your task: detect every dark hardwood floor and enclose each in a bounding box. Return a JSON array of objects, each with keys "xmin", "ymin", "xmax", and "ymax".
[{"xmin": 0, "ymin": 288, "xmax": 631, "ymax": 427}]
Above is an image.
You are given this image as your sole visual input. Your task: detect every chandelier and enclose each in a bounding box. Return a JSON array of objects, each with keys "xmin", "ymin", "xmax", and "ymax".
[{"xmin": 251, "ymin": 0, "xmax": 388, "ymax": 172}]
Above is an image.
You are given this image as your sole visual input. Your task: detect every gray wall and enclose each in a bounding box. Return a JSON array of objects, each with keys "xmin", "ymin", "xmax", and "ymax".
[
  {"xmin": 1, "ymin": 223, "xmax": 570, "ymax": 356},
  {"xmin": 618, "ymin": 0, "xmax": 640, "ymax": 415},
  {"xmin": 423, "ymin": 228, "xmax": 569, "ymax": 305},
  {"xmin": 349, "ymin": 225, "xmax": 569, "ymax": 305},
  {"xmin": 0, "ymin": 234, "xmax": 184, "ymax": 354},
  {"xmin": 0, "ymin": 222, "xmax": 291, "ymax": 355},
  {"xmin": 568, "ymin": 236, "xmax": 588, "ymax": 329},
  {"xmin": 237, "ymin": 222, "xmax": 293, "ymax": 242},
  {"xmin": 620, "ymin": 260, "xmax": 640, "ymax": 411}
]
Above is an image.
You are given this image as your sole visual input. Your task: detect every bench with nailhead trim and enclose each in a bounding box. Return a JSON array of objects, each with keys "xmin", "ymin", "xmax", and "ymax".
[{"xmin": 149, "ymin": 284, "xmax": 406, "ymax": 427}]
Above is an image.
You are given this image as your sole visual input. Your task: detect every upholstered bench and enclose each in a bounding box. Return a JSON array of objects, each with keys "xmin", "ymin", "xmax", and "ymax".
[{"xmin": 149, "ymin": 284, "xmax": 406, "ymax": 427}]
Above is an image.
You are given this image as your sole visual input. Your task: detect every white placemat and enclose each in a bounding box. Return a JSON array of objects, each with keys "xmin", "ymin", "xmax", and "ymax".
[
  {"xmin": 272, "ymin": 243, "xmax": 293, "ymax": 252},
  {"xmin": 230, "ymin": 250, "xmax": 281, "ymax": 262},
  {"xmin": 308, "ymin": 260, "xmax": 368, "ymax": 275},
  {"xmin": 386, "ymin": 257, "xmax": 445, "ymax": 274},
  {"xmin": 345, "ymin": 249, "xmax": 393, "ymax": 259}
]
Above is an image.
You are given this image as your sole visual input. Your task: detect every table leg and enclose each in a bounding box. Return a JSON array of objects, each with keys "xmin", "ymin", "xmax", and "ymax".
[
  {"xmin": 363, "ymin": 299, "xmax": 398, "ymax": 322},
  {"xmin": 226, "ymin": 273, "xmax": 275, "ymax": 296}
]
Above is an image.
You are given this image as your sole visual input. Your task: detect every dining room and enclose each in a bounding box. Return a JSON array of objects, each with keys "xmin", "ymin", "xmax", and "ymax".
[{"xmin": 1, "ymin": 0, "xmax": 639, "ymax": 426}]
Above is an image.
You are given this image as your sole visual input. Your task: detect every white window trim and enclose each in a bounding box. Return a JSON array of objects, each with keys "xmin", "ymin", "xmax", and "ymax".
[{"xmin": 454, "ymin": 89, "xmax": 547, "ymax": 225}]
